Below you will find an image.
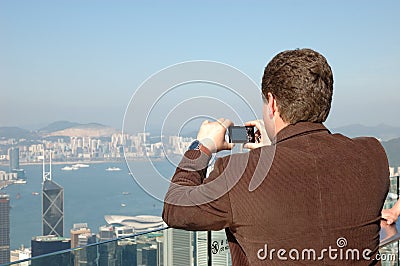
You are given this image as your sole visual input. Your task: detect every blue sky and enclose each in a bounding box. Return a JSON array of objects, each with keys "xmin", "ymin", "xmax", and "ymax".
[{"xmin": 1, "ymin": 1, "xmax": 399, "ymax": 130}]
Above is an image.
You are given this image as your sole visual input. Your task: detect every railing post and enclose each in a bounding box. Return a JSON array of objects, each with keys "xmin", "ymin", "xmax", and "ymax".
[
  {"xmin": 397, "ymin": 175, "xmax": 399, "ymax": 265},
  {"xmin": 208, "ymin": 230, "xmax": 212, "ymax": 266}
]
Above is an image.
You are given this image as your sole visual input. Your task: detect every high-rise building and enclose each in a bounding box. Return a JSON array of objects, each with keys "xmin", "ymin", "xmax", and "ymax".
[
  {"xmin": 78, "ymin": 233, "xmax": 97, "ymax": 247},
  {"xmin": 98, "ymin": 225, "xmax": 116, "ymax": 266},
  {"xmin": 42, "ymin": 179, "xmax": 64, "ymax": 237},
  {"xmin": 8, "ymin": 147, "xmax": 19, "ymax": 172},
  {"xmin": 70, "ymin": 223, "xmax": 91, "ymax": 248},
  {"xmin": 31, "ymin": 235, "xmax": 71, "ymax": 265},
  {"xmin": 163, "ymin": 228, "xmax": 193, "ymax": 265},
  {"xmin": 10, "ymin": 245, "xmax": 31, "ymax": 265},
  {"xmin": 116, "ymin": 240, "xmax": 137, "ymax": 266},
  {"xmin": 0, "ymin": 194, "xmax": 10, "ymax": 264},
  {"xmin": 42, "ymin": 152, "xmax": 64, "ymax": 237},
  {"xmin": 70, "ymin": 223, "xmax": 96, "ymax": 266},
  {"xmin": 208, "ymin": 230, "xmax": 230, "ymax": 266},
  {"xmin": 156, "ymin": 238, "xmax": 163, "ymax": 266},
  {"xmin": 195, "ymin": 230, "xmax": 230, "ymax": 266},
  {"xmin": 76, "ymin": 233, "xmax": 97, "ymax": 266},
  {"xmin": 195, "ymin": 231, "xmax": 208, "ymax": 266},
  {"xmin": 390, "ymin": 167, "xmax": 395, "ymax": 177},
  {"xmin": 163, "ymin": 229, "xmax": 230, "ymax": 266},
  {"xmin": 142, "ymin": 246, "xmax": 157, "ymax": 266}
]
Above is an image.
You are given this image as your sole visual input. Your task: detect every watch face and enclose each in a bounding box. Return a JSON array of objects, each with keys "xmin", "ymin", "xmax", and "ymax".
[{"xmin": 189, "ymin": 140, "xmax": 200, "ymax": 150}]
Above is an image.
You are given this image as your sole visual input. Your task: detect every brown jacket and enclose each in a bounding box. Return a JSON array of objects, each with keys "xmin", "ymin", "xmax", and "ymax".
[{"xmin": 163, "ymin": 122, "xmax": 389, "ymax": 265}]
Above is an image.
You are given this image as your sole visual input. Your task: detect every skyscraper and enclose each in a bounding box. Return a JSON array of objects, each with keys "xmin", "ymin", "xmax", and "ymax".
[
  {"xmin": 0, "ymin": 194, "xmax": 10, "ymax": 264},
  {"xmin": 31, "ymin": 235, "xmax": 71, "ymax": 265},
  {"xmin": 142, "ymin": 246, "xmax": 157, "ymax": 266},
  {"xmin": 98, "ymin": 225, "xmax": 117, "ymax": 265},
  {"xmin": 70, "ymin": 223, "xmax": 91, "ymax": 248},
  {"xmin": 163, "ymin": 228, "xmax": 193, "ymax": 265},
  {"xmin": 8, "ymin": 147, "xmax": 19, "ymax": 172},
  {"xmin": 42, "ymin": 179, "xmax": 64, "ymax": 237},
  {"xmin": 70, "ymin": 223, "xmax": 96, "ymax": 266},
  {"xmin": 42, "ymin": 151, "xmax": 64, "ymax": 237},
  {"xmin": 76, "ymin": 233, "xmax": 97, "ymax": 266}
]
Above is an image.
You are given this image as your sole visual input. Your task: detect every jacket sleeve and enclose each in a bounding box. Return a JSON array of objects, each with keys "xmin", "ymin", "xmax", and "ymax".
[{"xmin": 162, "ymin": 150, "xmax": 233, "ymax": 231}]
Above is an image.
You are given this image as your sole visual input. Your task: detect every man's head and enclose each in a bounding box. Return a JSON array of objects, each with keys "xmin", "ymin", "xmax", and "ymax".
[
  {"xmin": 262, "ymin": 48, "xmax": 333, "ymax": 124},
  {"xmin": 260, "ymin": 48, "xmax": 333, "ymax": 140}
]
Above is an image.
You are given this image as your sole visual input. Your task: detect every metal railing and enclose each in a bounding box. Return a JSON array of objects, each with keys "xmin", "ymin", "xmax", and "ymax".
[
  {"xmin": 5, "ymin": 227, "xmax": 232, "ymax": 266},
  {"xmin": 6, "ymin": 176, "xmax": 400, "ymax": 266}
]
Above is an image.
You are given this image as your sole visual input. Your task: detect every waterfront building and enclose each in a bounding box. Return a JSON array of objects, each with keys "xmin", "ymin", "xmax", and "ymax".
[
  {"xmin": 10, "ymin": 245, "xmax": 31, "ymax": 265},
  {"xmin": 8, "ymin": 147, "xmax": 19, "ymax": 172},
  {"xmin": 104, "ymin": 215, "xmax": 164, "ymax": 233}
]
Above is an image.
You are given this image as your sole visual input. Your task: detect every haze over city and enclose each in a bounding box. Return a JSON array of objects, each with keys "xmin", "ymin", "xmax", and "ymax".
[{"xmin": 1, "ymin": 1, "xmax": 399, "ymax": 131}]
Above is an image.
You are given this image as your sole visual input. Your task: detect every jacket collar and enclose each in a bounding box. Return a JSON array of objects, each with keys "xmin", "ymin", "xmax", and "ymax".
[{"xmin": 272, "ymin": 122, "xmax": 330, "ymax": 145}]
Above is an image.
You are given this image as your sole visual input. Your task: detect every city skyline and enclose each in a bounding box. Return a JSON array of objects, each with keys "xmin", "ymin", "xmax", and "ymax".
[{"xmin": 1, "ymin": 1, "xmax": 400, "ymax": 130}]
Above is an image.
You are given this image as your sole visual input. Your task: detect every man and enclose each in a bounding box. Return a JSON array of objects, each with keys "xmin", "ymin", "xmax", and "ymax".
[{"xmin": 163, "ymin": 49, "xmax": 389, "ymax": 265}]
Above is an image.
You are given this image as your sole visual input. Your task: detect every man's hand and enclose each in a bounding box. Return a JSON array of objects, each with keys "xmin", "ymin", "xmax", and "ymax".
[
  {"xmin": 382, "ymin": 208, "xmax": 400, "ymax": 225},
  {"xmin": 197, "ymin": 118, "xmax": 235, "ymax": 153},
  {"xmin": 243, "ymin": 119, "xmax": 270, "ymax": 150}
]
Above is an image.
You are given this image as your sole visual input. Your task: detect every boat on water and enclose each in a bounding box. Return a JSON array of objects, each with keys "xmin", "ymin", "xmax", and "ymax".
[
  {"xmin": 32, "ymin": 192, "xmax": 39, "ymax": 196},
  {"xmin": 14, "ymin": 179, "xmax": 27, "ymax": 184},
  {"xmin": 61, "ymin": 166, "xmax": 79, "ymax": 171},
  {"xmin": 72, "ymin": 163, "xmax": 89, "ymax": 168},
  {"xmin": 106, "ymin": 167, "xmax": 121, "ymax": 171},
  {"xmin": 122, "ymin": 192, "xmax": 130, "ymax": 195},
  {"xmin": 121, "ymin": 203, "xmax": 126, "ymax": 207}
]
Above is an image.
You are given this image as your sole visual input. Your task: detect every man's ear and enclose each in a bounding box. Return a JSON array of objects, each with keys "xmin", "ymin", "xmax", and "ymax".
[{"xmin": 267, "ymin": 92, "xmax": 276, "ymax": 117}]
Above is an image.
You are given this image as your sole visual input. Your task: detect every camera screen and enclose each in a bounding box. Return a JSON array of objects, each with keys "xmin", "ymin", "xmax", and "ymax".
[{"xmin": 228, "ymin": 126, "xmax": 255, "ymax": 143}]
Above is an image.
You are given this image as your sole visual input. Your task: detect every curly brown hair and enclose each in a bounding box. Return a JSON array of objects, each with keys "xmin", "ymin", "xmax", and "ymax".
[{"xmin": 262, "ymin": 48, "xmax": 333, "ymax": 124}]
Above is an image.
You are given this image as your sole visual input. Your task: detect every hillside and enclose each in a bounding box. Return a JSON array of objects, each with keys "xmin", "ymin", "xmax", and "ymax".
[
  {"xmin": 43, "ymin": 122, "xmax": 118, "ymax": 137},
  {"xmin": 332, "ymin": 124, "xmax": 400, "ymax": 141},
  {"xmin": 0, "ymin": 127, "xmax": 39, "ymax": 140},
  {"xmin": 382, "ymin": 137, "xmax": 400, "ymax": 167},
  {"xmin": 39, "ymin": 121, "xmax": 81, "ymax": 133}
]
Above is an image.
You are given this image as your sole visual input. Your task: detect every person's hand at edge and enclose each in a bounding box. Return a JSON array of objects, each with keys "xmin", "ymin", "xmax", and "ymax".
[
  {"xmin": 243, "ymin": 119, "xmax": 269, "ymax": 150},
  {"xmin": 197, "ymin": 118, "xmax": 235, "ymax": 153},
  {"xmin": 382, "ymin": 208, "xmax": 400, "ymax": 225}
]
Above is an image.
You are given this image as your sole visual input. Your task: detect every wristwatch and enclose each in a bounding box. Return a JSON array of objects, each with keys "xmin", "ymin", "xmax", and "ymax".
[{"xmin": 188, "ymin": 140, "xmax": 211, "ymax": 156}]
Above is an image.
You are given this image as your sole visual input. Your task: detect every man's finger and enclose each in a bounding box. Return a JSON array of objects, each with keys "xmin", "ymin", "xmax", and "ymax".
[
  {"xmin": 221, "ymin": 119, "xmax": 233, "ymax": 129},
  {"xmin": 244, "ymin": 120, "xmax": 258, "ymax": 126},
  {"xmin": 245, "ymin": 119, "xmax": 264, "ymax": 131},
  {"xmin": 224, "ymin": 142, "xmax": 235, "ymax": 150},
  {"xmin": 243, "ymin": 143, "xmax": 260, "ymax": 150}
]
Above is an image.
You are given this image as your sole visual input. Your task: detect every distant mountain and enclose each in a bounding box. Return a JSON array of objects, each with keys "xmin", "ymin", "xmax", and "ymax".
[
  {"xmin": 382, "ymin": 137, "xmax": 400, "ymax": 167},
  {"xmin": 0, "ymin": 121, "xmax": 119, "ymax": 140},
  {"xmin": 42, "ymin": 122, "xmax": 118, "ymax": 137},
  {"xmin": 0, "ymin": 127, "xmax": 38, "ymax": 140},
  {"xmin": 332, "ymin": 124, "xmax": 400, "ymax": 141},
  {"xmin": 39, "ymin": 121, "xmax": 81, "ymax": 133}
]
